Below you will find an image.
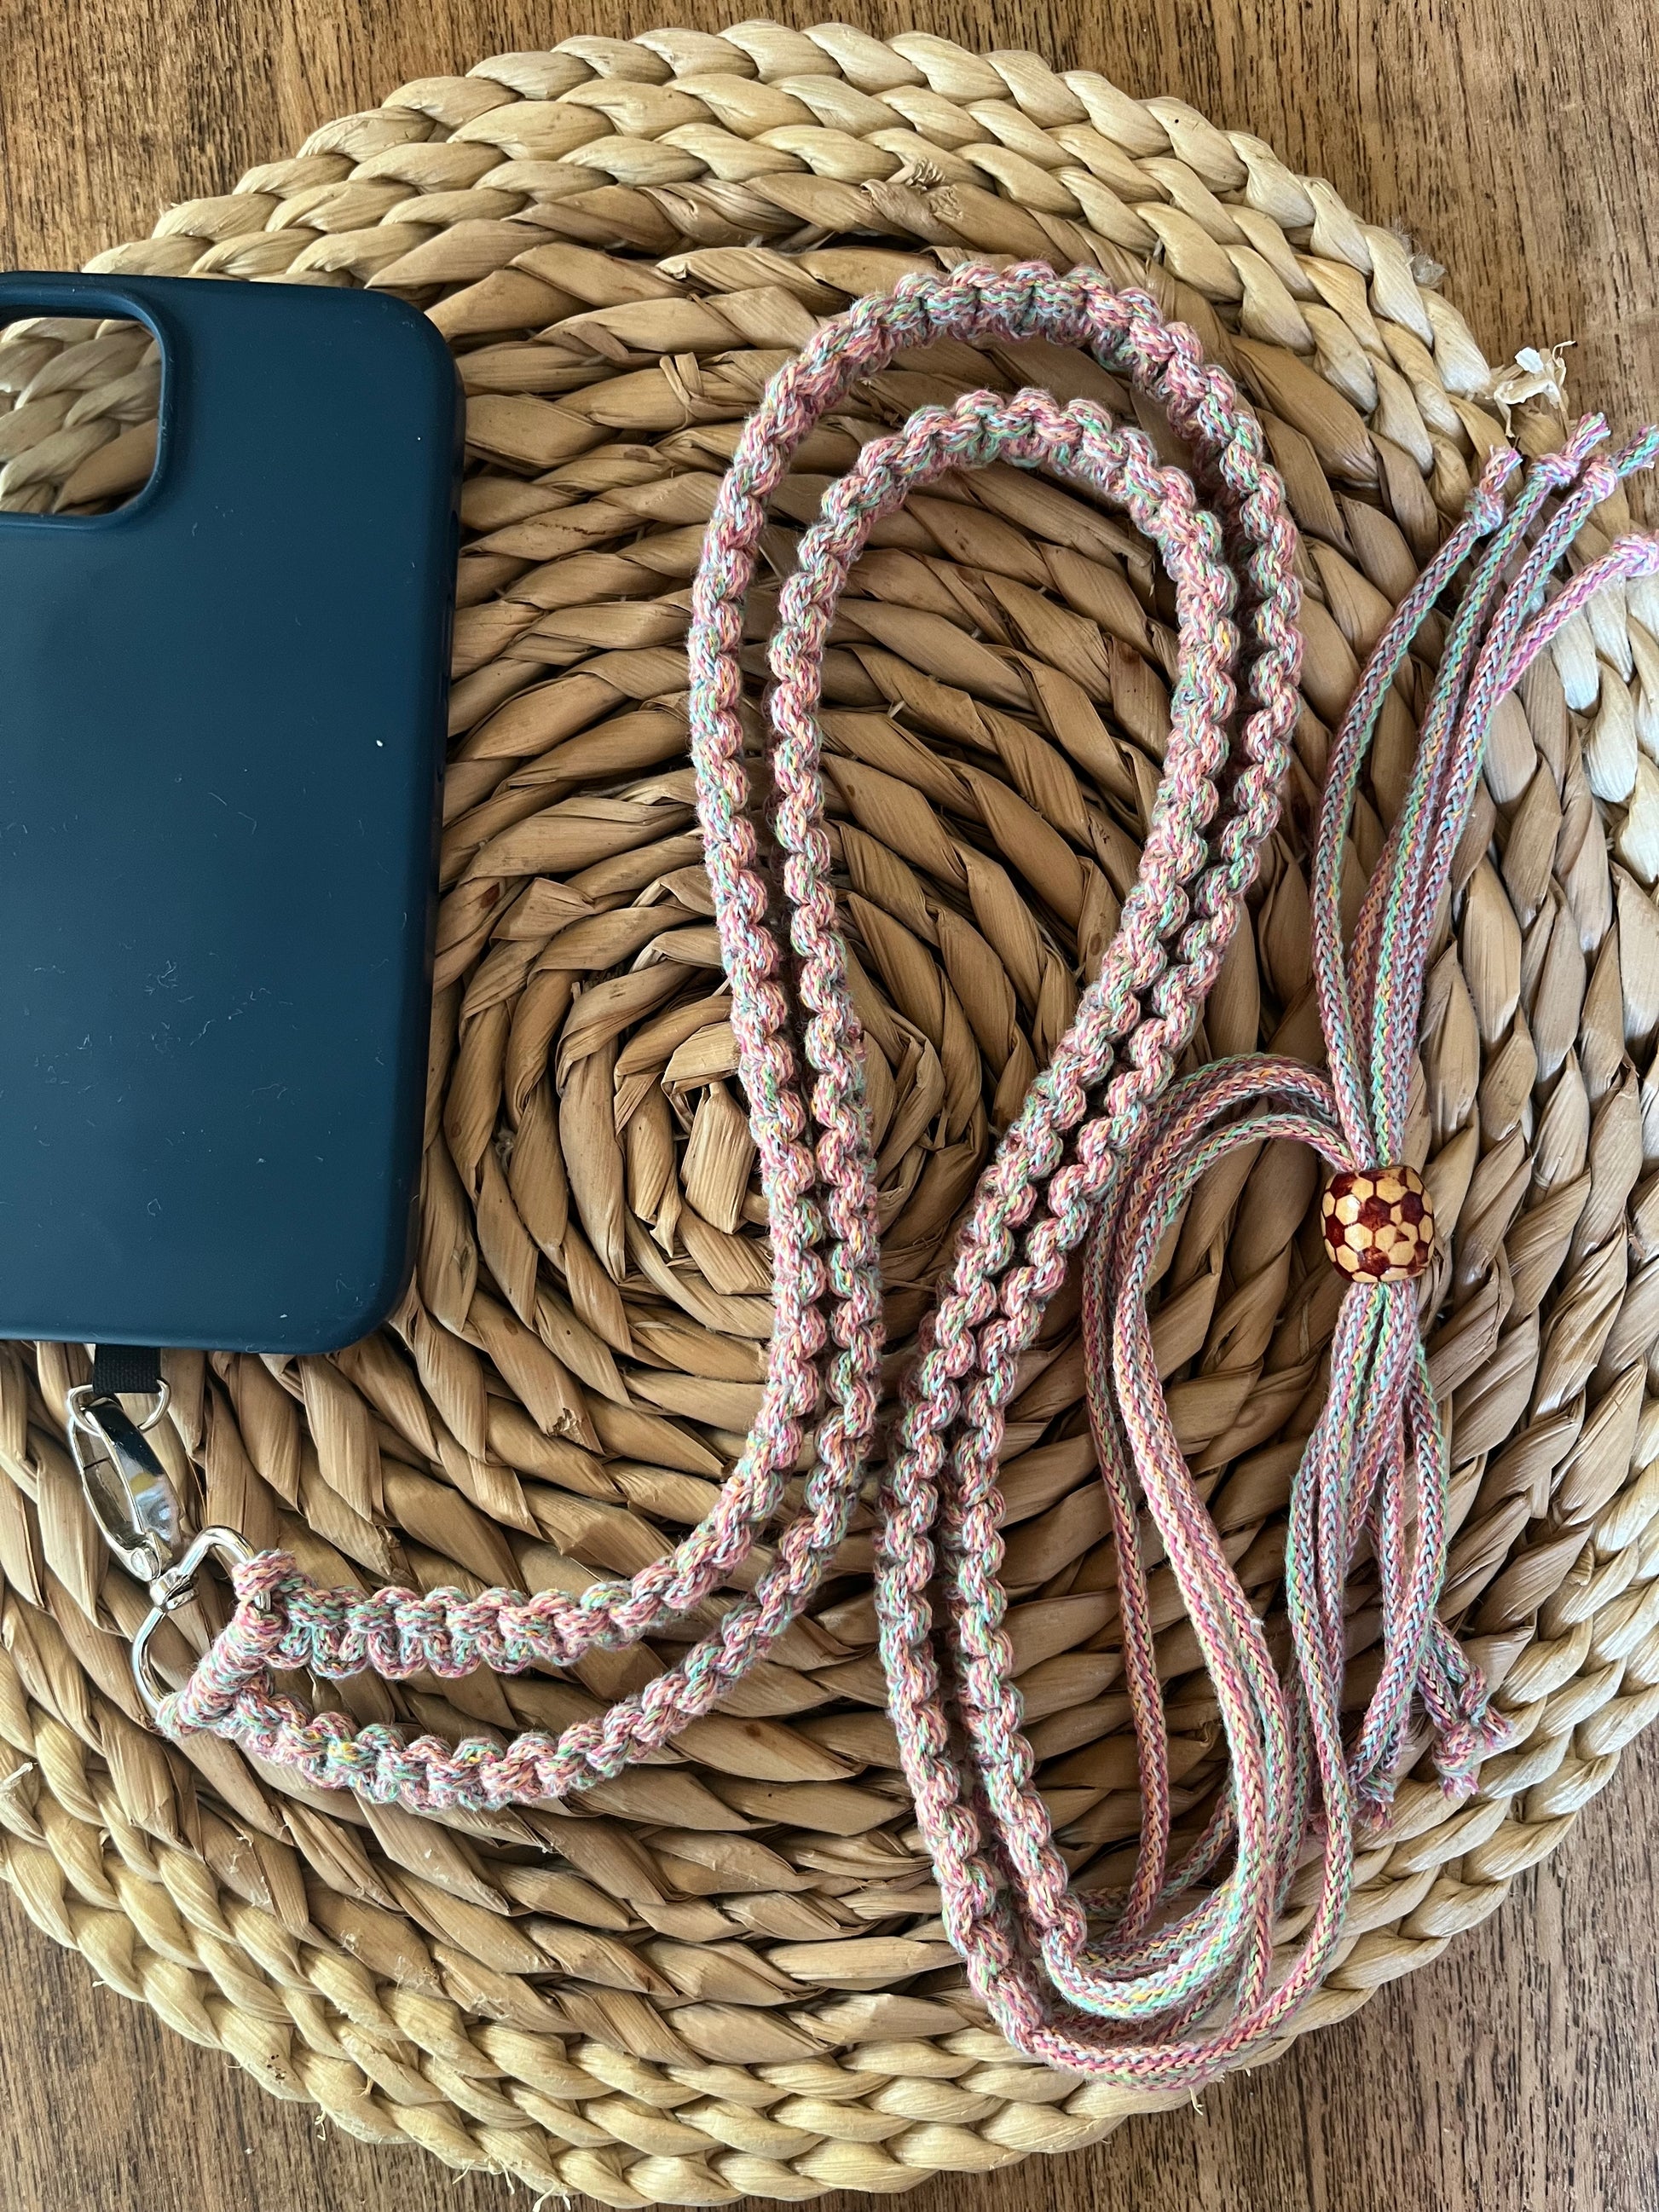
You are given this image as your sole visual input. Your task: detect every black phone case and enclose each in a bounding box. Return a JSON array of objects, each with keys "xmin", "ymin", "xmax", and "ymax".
[{"xmin": 0, "ymin": 272, "xmax": 462, "ymax": 1354}]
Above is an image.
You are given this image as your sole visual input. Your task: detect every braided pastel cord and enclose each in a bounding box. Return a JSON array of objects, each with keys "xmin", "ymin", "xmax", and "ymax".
[
  {"xmin": 1034, "ymin": 418, "xmax": 1659, "ymax": 2087},
  {"xmin": 148, "ymin": 261, "xmax": 1659, "ymax": 2086},
  {"xmin": 159, "ymin": 263, "xmax": 1303, "ymax": 1802}
]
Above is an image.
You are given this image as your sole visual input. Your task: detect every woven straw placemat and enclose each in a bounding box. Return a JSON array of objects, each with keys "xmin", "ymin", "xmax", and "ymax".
[{"xmin": 1, "ymin": 23, "xmax": 1656, "ymax": 2204}]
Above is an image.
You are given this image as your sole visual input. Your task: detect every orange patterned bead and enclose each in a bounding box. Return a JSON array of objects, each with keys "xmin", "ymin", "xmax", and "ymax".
[{"xmin": 1321, "ymin": 1164, "xmax": 1435, "ymax": 1283}]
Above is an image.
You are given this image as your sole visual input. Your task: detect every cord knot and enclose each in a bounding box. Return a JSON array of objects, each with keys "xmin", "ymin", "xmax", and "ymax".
[{"xmin": 230, "ymin": 1549, "xmax": 296, "ymax": 1607}]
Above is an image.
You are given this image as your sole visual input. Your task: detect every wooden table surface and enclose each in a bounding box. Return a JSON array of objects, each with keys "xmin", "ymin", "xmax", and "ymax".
[{"xmin": 1, "ymin": 3, "xmax": 1656, "ymax": 2207}]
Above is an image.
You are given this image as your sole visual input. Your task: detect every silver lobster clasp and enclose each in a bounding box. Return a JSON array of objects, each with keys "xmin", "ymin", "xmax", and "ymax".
[
  {"xmin": 67, "ymin": 1382, "xmax": 252, "ymax": 1716},
  {"xmin": 67, "ymin": 1382, "xmax": 179, "ymax": 1581}
]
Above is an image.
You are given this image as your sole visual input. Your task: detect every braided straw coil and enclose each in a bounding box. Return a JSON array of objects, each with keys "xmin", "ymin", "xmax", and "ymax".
[{"xmin": 3, "ymin": 22, "xmax": 1658, "ymax": 2202}]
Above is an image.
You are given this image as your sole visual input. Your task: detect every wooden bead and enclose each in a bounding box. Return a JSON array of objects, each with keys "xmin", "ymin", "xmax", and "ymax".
[{"xmin": 1321, "ymin": 1164, "xmax": 1434, "ymax": 1283}]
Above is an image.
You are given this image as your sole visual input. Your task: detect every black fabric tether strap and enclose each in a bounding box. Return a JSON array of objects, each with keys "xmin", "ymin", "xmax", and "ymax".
[{"xmin": 90, "ymin": 1344, "xmax": 162, "ymax": 1397}]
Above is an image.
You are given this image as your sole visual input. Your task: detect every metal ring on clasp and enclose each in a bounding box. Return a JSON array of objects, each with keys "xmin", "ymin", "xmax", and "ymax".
[
  {"xmin": 66, "ymin": 1378, "xmax": 172, "ymax": 1436},
  {"xmin": 130, "ymin": 1525, "xmax": 256, "ymax": 1718}
]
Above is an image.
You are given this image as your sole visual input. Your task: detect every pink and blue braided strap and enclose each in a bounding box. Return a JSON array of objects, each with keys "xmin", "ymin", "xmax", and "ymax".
[{"xmin": 143, "ymin": 262, "xmax": 1659, "ymax": 2091}]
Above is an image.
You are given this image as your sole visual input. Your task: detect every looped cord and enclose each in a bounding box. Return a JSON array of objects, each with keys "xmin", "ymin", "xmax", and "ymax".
[
  {"xmin": 147, "ymin": 262, "xmax": 1659, "ymax": 2086},
  {"xmin": 1035, "ymin": 415, "xmax": 1659, "ymax": 2085},
  {"xmin": 158, "ymin": 263, "xmax": 1304, "ymax": 1806}
]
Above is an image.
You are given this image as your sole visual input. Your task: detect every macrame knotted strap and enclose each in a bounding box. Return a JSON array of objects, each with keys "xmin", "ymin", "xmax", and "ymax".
[
  {"xmin": 144, "ymin": 260, "xmax": 1659, "ymax": 2088},
  {"xmin": 156, "ymin": 263, "xmax": 1304, "ymax": 1815}
]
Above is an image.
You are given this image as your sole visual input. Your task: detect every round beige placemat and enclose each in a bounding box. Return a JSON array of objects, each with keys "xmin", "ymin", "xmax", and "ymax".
[{"xmin": 1, "ymin": 24, "xmax": 1656, "ymax": 2204}]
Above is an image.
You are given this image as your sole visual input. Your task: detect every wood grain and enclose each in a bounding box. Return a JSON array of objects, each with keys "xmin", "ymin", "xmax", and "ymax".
[{"xmin": 0, "ymin": 3, "xmax": 1655, "ymax": 2206}]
